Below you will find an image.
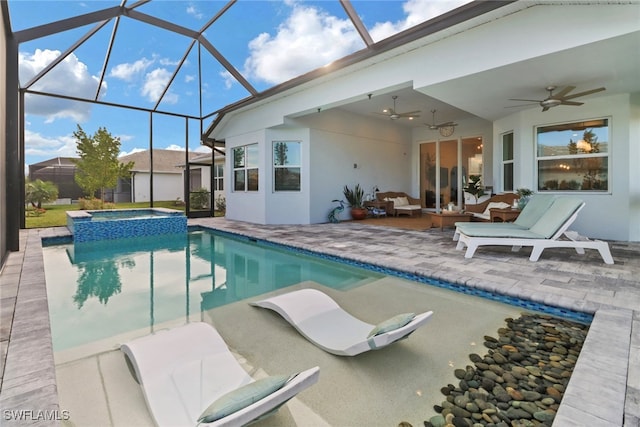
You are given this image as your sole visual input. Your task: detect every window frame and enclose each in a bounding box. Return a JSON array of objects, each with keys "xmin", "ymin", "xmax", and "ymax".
[
  {"xmin": 501, "ymin": 131, "xmax": 514, "ymax": 192},
  {"xmin": 232, "ymin": 143, "xmax": 259, "ymax": 192},
  {"xmin": 272, "ymin": 140, "xmax": 301, "ymax": 192},
  {"xmin": 535, "ymin": 117, "xmax": 610, "ymax": 193},
  {"xmin": 214, "ymin": 163, "xmax": 224, "ymax": 191}
]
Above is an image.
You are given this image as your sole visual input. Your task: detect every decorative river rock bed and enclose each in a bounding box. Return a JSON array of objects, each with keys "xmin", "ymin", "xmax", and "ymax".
[{"xmin": 424, "ymin": 312, "xmax": 589, "ymax": 427}]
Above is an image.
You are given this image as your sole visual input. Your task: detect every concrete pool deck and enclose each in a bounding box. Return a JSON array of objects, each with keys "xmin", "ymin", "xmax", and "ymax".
[{"xmin": 0, "ymin": 218, "xmax": 638, "ymax": 426}]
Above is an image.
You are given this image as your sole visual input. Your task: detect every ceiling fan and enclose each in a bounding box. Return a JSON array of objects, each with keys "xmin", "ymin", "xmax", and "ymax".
[
  {"xmin": 374, "ymin": 95, "xmax": 420, "ymax": 120},
  {"xmin": 425, "ymin": 109, "xmax": 457, "ymax": 136},
  {"xmin": 509, "ymin": 85, "xmax": 606, "ymax": 112}
]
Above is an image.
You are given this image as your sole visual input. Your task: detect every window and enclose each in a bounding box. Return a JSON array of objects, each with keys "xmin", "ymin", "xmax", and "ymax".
[
  {"xmin": 233, "ymin": 144, "xmax": 259, "ymax": 192},
  {"xmin": 502, "ymin": 132, "xmax": 514, "ymax": 191},
  {"xmin": 273, "ymin": 141, "xmax": 301, "ymax": 191},
  {"xmin": 536, "ymin": 119, "xmax": 609, "ymax": 192},
  {"xmin": 214, "ymin": 163, "xmax": 224, "ymax": 191}
]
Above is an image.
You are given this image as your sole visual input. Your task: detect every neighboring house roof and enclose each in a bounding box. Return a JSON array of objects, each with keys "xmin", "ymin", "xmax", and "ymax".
[
  {"xmin": 184, "ymin": 150, "xmax": 225, "ymax": 166},
  {"xmin": 119, "ymin": 149, "xmax": 201, "ymax": 174},
  {"xmin": 29, "ymin": 157, "xmax": 77, "ymax": 168}
]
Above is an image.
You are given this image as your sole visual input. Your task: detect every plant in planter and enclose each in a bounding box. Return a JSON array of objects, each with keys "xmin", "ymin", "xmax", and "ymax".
[
  {"xmin": 464, "ymin": 175, "xmax": 485, "ymax": 203},
  {"xmin": 343, "ymin": 184, "xmax": 367, "ymax": 220},
  {"xmin": 516, "ymin": 188, "xmax": 533, "ymax": 209}
]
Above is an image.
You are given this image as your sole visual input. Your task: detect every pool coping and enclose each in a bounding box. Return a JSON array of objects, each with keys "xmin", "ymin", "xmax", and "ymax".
[{"xmin": 0, "ymin": 224, "xmax": 636, "ymax": 426}]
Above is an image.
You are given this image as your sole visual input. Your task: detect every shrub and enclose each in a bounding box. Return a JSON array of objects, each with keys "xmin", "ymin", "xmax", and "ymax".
[
  {"xmin": 79, "ymin": 197, "xmax": 116, "ymax": 210},
  {"xmin": 215, "ymin": 194, "xmax": 226, "ymax": 213}
]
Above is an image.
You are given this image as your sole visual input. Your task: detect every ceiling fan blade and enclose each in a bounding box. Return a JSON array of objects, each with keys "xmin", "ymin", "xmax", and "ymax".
[
  {"xmin": 436, "ymin": 121, "xmax": 456, "ymax": 127},
  {"xmin": 559, "ymin": 100, "xmax": 584, "ymax": 106},
  {"xmin": 562, "ymin": 87, "xmax": 606, "ymax": 100},
  {"xmin": 509, "ymin": 98, "xmax": 542, "ymax": 103},
  {"xmin": 505, "ymin": 103, "xmax": 538, "ymax": 108},
  {"xmin": 553, "ymin": 85, "xmax": 576, "ymax": 98},
  {"xmin": 399, "ymin": 110, "xmax": 421, "ymax": 116}
]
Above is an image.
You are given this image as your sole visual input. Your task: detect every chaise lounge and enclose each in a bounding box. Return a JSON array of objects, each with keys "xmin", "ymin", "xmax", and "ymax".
[
  {"xmin": 121, "ymin": 322, "xmax": 320, "ymax": 426},
  {"xmin": 250, "ymin": 288, "xmax": 433, "ymax": 356},
  {"xmin": 454, "ymin": 194, "xmax": 614, "ymax": 263}
]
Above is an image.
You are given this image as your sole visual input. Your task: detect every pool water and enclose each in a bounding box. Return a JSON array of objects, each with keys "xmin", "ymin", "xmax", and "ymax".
[
  {"xmin": 43, "ymin": 230, "xmax": 383, "ymax": 352},
  {"xmin": 89, "ymin": 210, "xmax": 167, "ymax": 220}
]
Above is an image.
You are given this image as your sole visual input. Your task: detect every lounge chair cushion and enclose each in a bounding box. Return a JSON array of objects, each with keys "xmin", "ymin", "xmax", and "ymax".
[
  {"xmin": 456, "ymin": 226, "xmax": 546, "ymax": 239},
  {"xmin": 513, "ymin": 194, "xmax": 555, "ymax": 228},
  {"xmin": 528, "ymin": 196, "xmax": 584, "ymax": 238},
  {"xmin": 367, "ymin": 313, "xmax": 416, "ymax": 338},
  {"xmin": 198, "ymin": 375, "xmax": 291, "ymax": 423}
]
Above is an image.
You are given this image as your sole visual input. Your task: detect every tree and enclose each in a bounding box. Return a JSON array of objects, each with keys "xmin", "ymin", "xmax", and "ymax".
[
  {"xmin": 72, "ymin": 125, "xmax": 133, "ymax": 207},
  {"xmin": 25, "ymin": 179, "xmax": 59, "ymax": 208}
]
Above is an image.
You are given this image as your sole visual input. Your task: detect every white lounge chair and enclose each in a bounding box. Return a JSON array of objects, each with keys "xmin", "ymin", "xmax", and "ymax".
[
  {"xmin": 121, "ymin": 322, "xmax": 319, "ymax": 426},
  {"xmin": 454, "ymin": 196, "xmax": 613, "ymax": 264},
  {"xmin": 250, "ymin": 288, "xmax": 434, "ymax": 356}
]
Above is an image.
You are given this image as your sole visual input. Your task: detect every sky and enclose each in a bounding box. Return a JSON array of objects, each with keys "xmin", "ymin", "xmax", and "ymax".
[{"xmin": 7, "ymin": 0, "xmax": 470, "ymax": 174}]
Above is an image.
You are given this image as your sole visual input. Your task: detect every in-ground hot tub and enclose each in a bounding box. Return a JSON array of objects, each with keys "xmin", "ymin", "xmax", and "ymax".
[{"xmin": 66, "ymin": 208, "xmax": 187, "ymax": 243}]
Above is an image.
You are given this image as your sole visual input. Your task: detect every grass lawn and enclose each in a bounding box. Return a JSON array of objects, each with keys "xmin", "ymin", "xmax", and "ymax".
[{"xmin": 25, "ymin": 201, "xmax": 195, "ymax": 228}]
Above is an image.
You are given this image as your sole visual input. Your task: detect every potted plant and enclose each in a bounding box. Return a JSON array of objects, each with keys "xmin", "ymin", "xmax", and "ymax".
[
  {"xmin": 464, "ymin": 175, "xmax": 485, "ymax": 203},
  {"xmin": 516, "ymin": 188, "xmax": 533, "ymax": 209},
  {"xmin": 343, "ymin": 184, "xmax": 367, "ymax": 220}
]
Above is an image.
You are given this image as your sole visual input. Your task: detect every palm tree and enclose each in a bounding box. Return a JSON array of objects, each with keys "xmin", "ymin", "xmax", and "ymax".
[{"xmin": 25, "ymin": 179, "xmax": 59, "ymax": 209}]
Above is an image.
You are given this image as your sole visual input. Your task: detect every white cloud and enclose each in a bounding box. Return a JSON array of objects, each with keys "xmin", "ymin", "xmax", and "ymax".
[
  {"xmin": 24, "ymin": 129, "xmax": 78, "ymax": 160},
  {"xmin": 186, "ymin": 3, "xmax": 203, "ymax": 20},
  {"xmin": 109, "ymin": 58, "xmax": 153, "ymax": 81},
  {"xmin": 243, "ymin": 4, "xmax": 363, "ymax": 85},
  {"xmin": 184, "ymin": 74, "xmax": 196, "ymax": 83},
  {"xmin": 142, "ymin": 68, "xmax": 178, "ymax": 104},
  {"xmin": 160, "ymin": 145, "xmax": 209, "ymax": 153},
  {"xmin": 19, "ymin": 49, "xmax": 106, "ymax": 122},
  {"xmin": 239, "ymin": 0, "xmax": 471, "ymax": 86},
  {"xmin": 119, "ymin": 147, "xmax": 146, "ymax": 157},
  {"xmin": 370, "ymin": 0, "xmax": 472, "ymax": 41},
  {"xmin": 219, "ymin": 70, "xmax": 235, "ymax": 89},
  {"xmin": 118, "ymin": 134, "xmax": 134, "ymax": 142},
  {"xmin": 110, "ymin": 57, "xmax": 179, "ymax": 103}
]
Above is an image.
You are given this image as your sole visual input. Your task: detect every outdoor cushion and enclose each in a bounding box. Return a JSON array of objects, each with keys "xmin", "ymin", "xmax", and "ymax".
[
  {"xmin": 393, "ymin": 197, "xmax": 409, "ymax": 207},
  {"xmin": 528, "ymin": 197, "xmax": 584, "ymax": 238},
  {"xmin": 455, "ymin": 226, "xmax": 546, "ymax": 239},
  {"xmin": 367, "ymin": 313, "xmax": 415, "ymax": 338},
  {"xmin": 198, "ymin": 375, "xmax": 291, "ymax": 423},
  {"xmin": 513, "ymin": 194, "xmax": 555, "ymax": 228},
  {"xmin": 395, "ymin": 205, "xmax": 421, "ymax": 211},
  {"xmin": 482, "ymin": 202, "xmax": 511, "ymax": 216}
]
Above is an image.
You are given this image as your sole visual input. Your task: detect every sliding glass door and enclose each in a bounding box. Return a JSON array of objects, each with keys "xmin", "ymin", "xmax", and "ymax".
[{"xmin": 420, "ymin": 136, "xmax": 483, "ymax": 211}]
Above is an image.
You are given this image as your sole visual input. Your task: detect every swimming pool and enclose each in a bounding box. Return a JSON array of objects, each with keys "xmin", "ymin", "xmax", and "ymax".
[{"xmin": 43, "ymin": 229, "xmax": 383, "ymax": 352}]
